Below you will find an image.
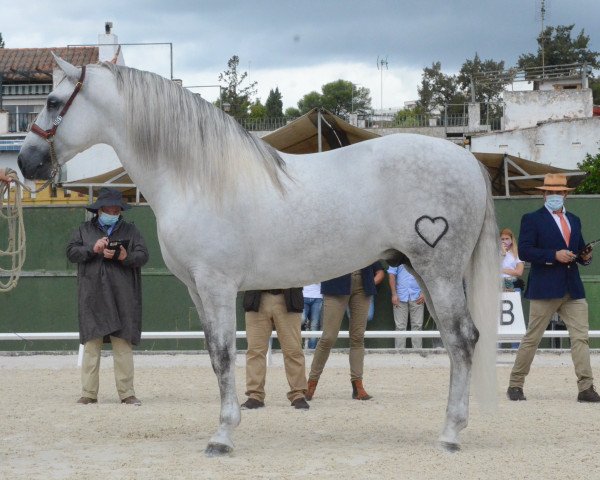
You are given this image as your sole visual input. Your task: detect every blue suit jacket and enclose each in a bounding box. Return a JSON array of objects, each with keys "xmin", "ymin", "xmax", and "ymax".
[
  {"xmin": 321, "ymin": 262, "xmax": 384, "ymax": 296},
  {"xmin": 518, "ymin": 207, "xmax": 588, "ymax": 300}
]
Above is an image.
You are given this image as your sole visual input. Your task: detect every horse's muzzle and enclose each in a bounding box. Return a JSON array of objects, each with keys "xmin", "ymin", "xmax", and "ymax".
[{"xmin": 17, "ymin": 147, "xmax": 53, "ymax": 180}]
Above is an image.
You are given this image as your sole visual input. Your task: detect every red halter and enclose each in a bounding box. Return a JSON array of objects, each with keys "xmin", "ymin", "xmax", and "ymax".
[
  {"xmin": 31, "ymin": 66, "xmax": 86, "ymax": 140},
  {"xmin": 27, "ymin": 66, "xmax": 86, "ymax": 189}
]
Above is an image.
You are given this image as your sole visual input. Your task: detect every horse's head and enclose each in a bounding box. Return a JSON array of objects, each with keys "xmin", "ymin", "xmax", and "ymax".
[{"xmin": 17, "ymin": 55, "xmax": 116, "ymax": 180}]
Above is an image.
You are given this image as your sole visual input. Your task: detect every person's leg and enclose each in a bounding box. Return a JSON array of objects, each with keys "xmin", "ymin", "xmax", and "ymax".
[
  {"xmin": 271, "ymin": 297, "xmax": 307, "ymax": 403},
  {"xmin": 509, "ymin": 298, "xmax": 561, "ymax": 389},
  {"xmin": 308, "ymin": 294, "xmax": 348, "ymax": 381},
  {"xmin": 110, "ymin": 336, "xmax": 136, "ymax": 401},
  {"xmin": 308, "ymin": 298, "xmax": 323, "ymax": 349},
  {"xmin": 81, "ymin": 338, "xmax": 103, "ymax": 400},
  {"xmin": 347, "ymin": 281, "xmax": 371, "ymax": 381},
  {"xmin": 245, "ymin": 298, "xmax": 273, "ymax": 403},
  {"xmin": 393, "ymin": 302, "xmax": 409, "ymax": 349},
  {"xmin": 558, "ymin": 297, "xmax": 594, "ymax": 392},
  {"xmin": 409, "ymin": 301, "xmax": 424, "ymax": 349}
]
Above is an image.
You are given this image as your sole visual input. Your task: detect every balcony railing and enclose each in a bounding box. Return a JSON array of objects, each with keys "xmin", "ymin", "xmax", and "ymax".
[{"xmin": 7, "ymin": 113, "xmax": 37, "ymax": 133}]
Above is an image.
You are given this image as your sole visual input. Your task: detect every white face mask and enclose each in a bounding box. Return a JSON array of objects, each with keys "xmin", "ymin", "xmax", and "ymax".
[
  {"xmin": 99, "ymin": 212, "xmax": 119, "ymax": 226},
  {"xmin": 545, "ymin": 194, "xmax": 564, "ymax": 212}
]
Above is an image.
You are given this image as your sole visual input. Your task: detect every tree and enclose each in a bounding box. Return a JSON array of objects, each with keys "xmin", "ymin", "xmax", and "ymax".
[
  {"xmin": 297, "ymin": 80, "xmax": 371, "ymax": 117},
  {"xmin": 0, "ymin": 33, "xmax": 4, "ymax": 48},
  {"xmin": 265, "ymin": 87, "xmax": 283, "ymax": 117},
  {"xmin": 218, "ymin": 55, "xmax": 257, "ymax": 118},
  {"xmin": 285, "ymin": 107, "xmax": 301, "ymax": 118},
  {"xmin": 591, "ymin": 78, "xmax": 600, "ymax": 105},
  {"xmin": 574, "ymin": 152, "xmax": 600, "ymax": 194},
  {"xmin": 248, "ymin": 99, "xmax": 266, "ymax": 119},
  {"xmin": 297, "ymin": 91, "xmax": 323, "ymax": 114},
  {"xmin": 393, "ymin": 105, "xmax": 427, "ymax": 127},
  {"xmin": 320, "ymin": 79, "xmax": 370, "ymax": 116},
  {"xmin": 457, "ymin": 53, "xmax": 508, "ymax": 103},
  {"xmin": 518, "ymin": 24, "xmax": 600, "ymax": 70},
  {"xmin": 417, "ymin": 62, "xmax": 466, "ymax": 114}
]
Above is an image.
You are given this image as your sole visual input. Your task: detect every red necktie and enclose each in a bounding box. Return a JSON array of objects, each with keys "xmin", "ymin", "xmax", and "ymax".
[{"xmin": 555, "ymin": 211, "xmax": 571, "ymax": 246}]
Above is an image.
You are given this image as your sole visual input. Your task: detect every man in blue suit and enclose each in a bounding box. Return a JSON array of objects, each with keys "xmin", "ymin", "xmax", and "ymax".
[{"xmin": 507, "ymin": 173, "xmax": 598, "ymax": 402}]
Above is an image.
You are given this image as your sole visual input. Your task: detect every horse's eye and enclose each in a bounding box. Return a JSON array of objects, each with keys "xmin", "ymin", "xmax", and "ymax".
[{"xmin": 46, "ymin": 98, "xmax": 60, "ymax": 110}]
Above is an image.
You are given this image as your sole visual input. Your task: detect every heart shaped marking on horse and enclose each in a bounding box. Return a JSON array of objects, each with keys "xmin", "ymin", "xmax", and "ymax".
[{"xmin": 415, "ymin": 215, "xmax": 449, "ymax": 248}]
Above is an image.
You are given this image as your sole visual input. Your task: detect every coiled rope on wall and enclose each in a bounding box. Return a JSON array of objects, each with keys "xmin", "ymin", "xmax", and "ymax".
[{"xmin": 0, "ymin": 168, "xmax": 26, "ymax": 292}]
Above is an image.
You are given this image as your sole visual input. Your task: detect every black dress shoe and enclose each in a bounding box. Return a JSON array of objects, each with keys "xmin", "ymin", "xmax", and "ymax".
[
  {"xmin": 241, "ymin": 398, "xmax": 265, "ymax": 409},
  {"xmin": 577, "ymin": 385, "xmax": 600, "ymax": 403},
  {"xmin": 507, "ymin": 387, "xmax": 526, "ymax": 401},
  {"xmin": 291, "ymin": 397, "xmax": 310, "ymax": 410}
]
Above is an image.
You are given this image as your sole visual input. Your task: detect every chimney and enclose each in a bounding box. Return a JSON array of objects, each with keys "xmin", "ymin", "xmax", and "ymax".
[{"xmin": 98, "ymin": 21, "xmax": 124, "ymax": 65}]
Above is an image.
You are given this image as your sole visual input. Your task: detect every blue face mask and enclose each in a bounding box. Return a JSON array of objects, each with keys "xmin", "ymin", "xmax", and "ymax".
[
  {"xmin": 545, "ymin": 194, "xmax": 564, "ymax": 212},
  {"xmin": 99, "ymin": 212, "xmax": 120, "ymax": 226}
]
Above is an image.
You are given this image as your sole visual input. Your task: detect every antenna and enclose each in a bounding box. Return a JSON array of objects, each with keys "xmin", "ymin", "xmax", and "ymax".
[
  {"xmin": 376, "ymin": 56, "xmax": 388, "ymax": 111},
  {"xmin": 536, "ymin": 0, "xmax": 551, "ymax": 75}
]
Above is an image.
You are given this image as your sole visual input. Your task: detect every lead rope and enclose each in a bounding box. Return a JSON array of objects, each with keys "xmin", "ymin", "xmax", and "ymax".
[
  {"xmin": 0, "ymin": 169, "xmax": 27, "ymax": 292},
  {"xmin": 0, "ymin": 160, "xmax": 61, "ymax": 292}
]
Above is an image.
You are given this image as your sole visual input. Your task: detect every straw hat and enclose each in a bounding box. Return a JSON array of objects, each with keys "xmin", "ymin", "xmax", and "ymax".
[{"xmin": 535, "ymin": 173, "xmax": 574, "ymax": 192}]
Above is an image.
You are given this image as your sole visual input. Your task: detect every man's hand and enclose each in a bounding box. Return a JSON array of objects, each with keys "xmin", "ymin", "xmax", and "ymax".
[
  {"xmin": 391, "ymin": 293, "xmax": 400, "ymax": 307},
  {"xmin": 117, "ymin": 245, "xmax": 128, "ymax": 261},
  {"xmin": 0, "ymin": 171, "xmax": 13, "ymax": 184},
  {"xmin": 416, "ymin": 293, "xmax": 425, "ymax": 305},
  {"xmin": 93, "ymin": 237, "xmax": 109, "ymax": 254},
  {"xmin": 555, "ymin": 249, "xmax": 576, "ymax": 264},
  {"xmin": 103, "ymin": 248, "xmax": 116, "ymax": 259}
]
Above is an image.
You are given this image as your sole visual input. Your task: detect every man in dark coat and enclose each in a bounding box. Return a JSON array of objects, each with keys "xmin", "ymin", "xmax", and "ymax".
[
  {"xmin": 507, "ymin": 173, "xmax": 598, "ymax": 403},
  {"xmin": 67, "ymin": 187, "xmax": 149, "ymax": 406}
]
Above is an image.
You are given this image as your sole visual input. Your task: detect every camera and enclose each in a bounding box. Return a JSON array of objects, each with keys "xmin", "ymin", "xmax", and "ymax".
[{"xmin": 106, "ymin": 239, "xmax": 129, "ymax": 251}]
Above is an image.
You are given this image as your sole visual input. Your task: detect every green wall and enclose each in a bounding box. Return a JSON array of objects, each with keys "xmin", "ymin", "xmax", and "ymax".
[{"xmin": 1, "ymin": 196, "xmax": 599, "ymax": 351}]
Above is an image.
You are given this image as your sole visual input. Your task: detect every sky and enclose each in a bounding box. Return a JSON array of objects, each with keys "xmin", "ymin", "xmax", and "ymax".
[{"xmin": 2, "ymin": 0, "xmax": 599, "ymax": 111}]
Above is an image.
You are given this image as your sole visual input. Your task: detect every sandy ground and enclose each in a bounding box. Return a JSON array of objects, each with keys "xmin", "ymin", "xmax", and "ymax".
[{"xmin": 1, "ymin": 351, "xmax": 600, "ymax": 480}]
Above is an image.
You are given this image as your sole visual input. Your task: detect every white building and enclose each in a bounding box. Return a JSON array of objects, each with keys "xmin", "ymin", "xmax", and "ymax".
[{"xmin": 471, "ymin": 68, "xmax": 600, "ymax": 169}]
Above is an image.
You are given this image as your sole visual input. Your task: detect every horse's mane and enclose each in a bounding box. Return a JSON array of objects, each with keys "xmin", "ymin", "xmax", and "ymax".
[{"xmin": 100, "ymin": 62, "xmax": 288, "ymax": 200}]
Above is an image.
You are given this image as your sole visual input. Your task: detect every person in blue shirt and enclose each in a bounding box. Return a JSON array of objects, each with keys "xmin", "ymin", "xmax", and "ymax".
[
  {"xmin": 388, "ymin": 265, "xmax": 425, "ymax": 350},
  {"xmin": 305, "ymin": 262, "xmax": 384, "ymax": 401}
]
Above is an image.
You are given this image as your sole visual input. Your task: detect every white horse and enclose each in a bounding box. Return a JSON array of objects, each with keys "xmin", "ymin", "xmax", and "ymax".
[{"xmin": 18, "ymin": 57, "xmax": 500, "ymax": 456}]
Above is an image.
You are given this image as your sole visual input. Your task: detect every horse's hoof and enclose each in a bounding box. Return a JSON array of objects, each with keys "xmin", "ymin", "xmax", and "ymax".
[
  {"xmin": 439, "ymin": 441, "xmax": 461, "ymax": 453},
  {"xmin": 204, "ymin": 442, "xmax": 233, "ymax": 457}
]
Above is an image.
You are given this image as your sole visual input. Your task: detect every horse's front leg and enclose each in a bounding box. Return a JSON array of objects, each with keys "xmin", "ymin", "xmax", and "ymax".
[
  {"xmin": 188, "ymin": 283, "xmax": 240, "ymax": 456},
  {"xmin": 420, "ymin": 280, "xmax": 478, "ymax": 452}
]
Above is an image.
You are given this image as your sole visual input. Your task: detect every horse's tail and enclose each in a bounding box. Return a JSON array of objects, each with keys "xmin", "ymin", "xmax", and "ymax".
[{"xmin": 466, "ymin": 162, "xmax": 500, "ymax": 412}]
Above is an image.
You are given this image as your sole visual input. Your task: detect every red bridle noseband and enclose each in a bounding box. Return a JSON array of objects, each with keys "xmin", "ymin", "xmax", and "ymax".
[
  {"xmin": 31, "ymin": 66, "xmax": 86, "ymax": 140},
  {"xmin": 28, "ymin": 66, "xmax": 86, "ymax": 187}
]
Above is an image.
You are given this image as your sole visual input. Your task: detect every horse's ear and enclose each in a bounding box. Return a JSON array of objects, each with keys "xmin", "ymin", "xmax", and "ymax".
[{"xmin": 52, "ymin": 53, "xmax": 80, "ymax": 81}]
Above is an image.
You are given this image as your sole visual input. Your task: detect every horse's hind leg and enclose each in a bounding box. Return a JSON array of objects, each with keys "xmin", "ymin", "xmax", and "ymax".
[
  {"xmin": 188, "ymin": 284, "xmax": 240, "ymax": 456},
  {"xmin": 417, "ymin": 276, "xmax": 478, "ymax": 452}
]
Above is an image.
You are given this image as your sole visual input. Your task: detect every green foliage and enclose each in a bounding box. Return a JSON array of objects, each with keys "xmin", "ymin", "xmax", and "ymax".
[
  {"xmin": 517, "ymin": 24, "xmax": 599, "ymax": 70},
  {"xmin": 417, "ymin": 62, "xmax": 467, "ymax": 114},
  {"xmin": 248, "ymin": 99, "xmax": 266, "ymax": 119},
  {"xmin": 393, "ymin": 106, "xmax": 427, "ymax": 127},
  {"xmin": 591, "ymin": 78, "xmax": 600, "ymax": 105},
  {"xmin": 284, "ymin": 107, "xmax": 301, "ymax": 118},
  {"xmin": 0, "ymin": 33, "xmax": 4, "ymax": 48},
  {"xmin": 297, "ymin": 80, "xmax": 371, "ymax": 117},
  {"xmin": 218, "ymin": 55, "xmax": 257, "ymax": 118},
  {"xmin": 458, "ymin": 53, "xmax": 508, "ymax": 103},
  {"xmin": 265, "ymin": 88, "xmax": 283, "ymax": 117},
  {"xmin": 298, "ymin": 91, "xmax": 322, "ymax": 114},
  {"xmin": 574, "ymin": 152, "xmax": 600, "ymax": 194}
]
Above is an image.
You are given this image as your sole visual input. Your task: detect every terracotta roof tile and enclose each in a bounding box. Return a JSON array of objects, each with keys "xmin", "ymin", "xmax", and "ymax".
[{"xmin": 0, "ymin": 47, "xmax": 99, "ymax": 83}]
